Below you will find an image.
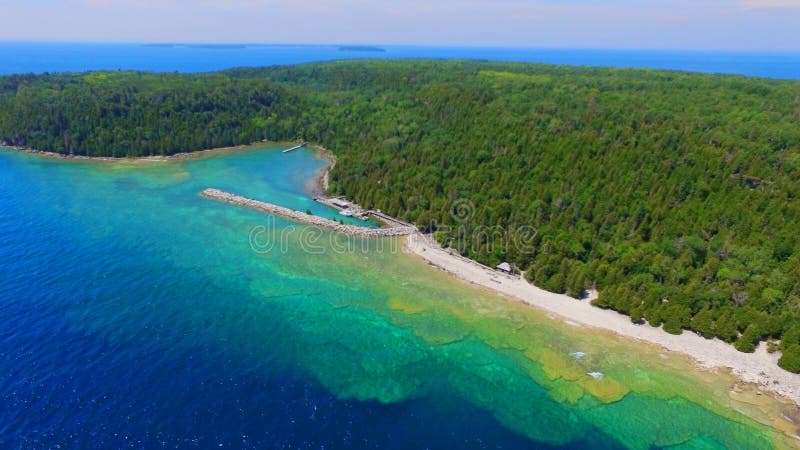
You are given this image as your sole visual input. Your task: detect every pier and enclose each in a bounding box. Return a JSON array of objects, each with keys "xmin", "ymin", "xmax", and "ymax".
[
  {"xmin": 313, "ymin": 196, "xmax": 370, "ymax": 220},
  {"xmin": 282, "ymin": 141, "xmax": 308, "ymax": 153},
  {"xmin": 312, "ymin": 196, "xmax": 415, "ymax": 228},
  {"xmin": 201, "ymin": 189, "xmax": 416, "ymax": 237}
]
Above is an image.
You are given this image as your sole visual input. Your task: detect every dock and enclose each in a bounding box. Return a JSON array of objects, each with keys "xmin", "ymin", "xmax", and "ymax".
[
  {"xmin": 282, "ymin": 141, "xmax": 308, "ymax": 153},
  {"xmin": 313, "ymin": 196, "xmax": 369, "ymax": 220},
  {"xmin": 312, "ymin": 196, "xmax": 415, "ymax": 228},
  {"xmin": 201, "ymin": 189, "xmax": 416, "ymax": 238}
]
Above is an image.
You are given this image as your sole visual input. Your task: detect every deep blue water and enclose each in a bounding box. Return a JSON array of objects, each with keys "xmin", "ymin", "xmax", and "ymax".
[{"xmin": 0, "ymin": 42, "xmax": 799, "ymax": 79}]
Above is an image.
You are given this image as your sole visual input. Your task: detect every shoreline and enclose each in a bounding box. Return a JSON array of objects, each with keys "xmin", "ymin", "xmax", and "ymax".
[
  {"xmin": 307, "ymin": 144, "xmax": 335, "ymax": 195},
  {"xmin": 403, "ymin": 232, "xmax": 800, "ymax": 410},
  {"xmin": 298, "ymin": 146, "xmax": 800, "ymax": 414},
  {"xmin": 6, "ymin": 140, "xmax": 800, "ymax": 417},
  {"xmin": 0, "ymin": 140, "xmax": 304, "ymax": 163}
]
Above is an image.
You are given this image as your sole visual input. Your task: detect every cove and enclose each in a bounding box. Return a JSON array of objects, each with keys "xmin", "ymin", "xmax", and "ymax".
[{"xmin": 0, "ymin": 145, "xmax": 795, "ymax": 449}]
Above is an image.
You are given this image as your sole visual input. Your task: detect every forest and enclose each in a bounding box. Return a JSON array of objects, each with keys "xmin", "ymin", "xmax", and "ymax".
[
  {"xmin": 0, "ymin": 71, "xmax": 301, "ymax": 156},
  {"xmin": 2, "ymin": 60, "xmax": 800, "ymax": 372}
]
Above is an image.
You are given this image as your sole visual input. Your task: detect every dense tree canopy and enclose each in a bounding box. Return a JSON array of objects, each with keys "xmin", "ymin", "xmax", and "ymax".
[
  {"xmin": 2, "ymin": 61, "xmax": 800, "ymax": 371},
  {"xmin": 0, "ymin": 71, "xmax": 301, "ymax": 156}
]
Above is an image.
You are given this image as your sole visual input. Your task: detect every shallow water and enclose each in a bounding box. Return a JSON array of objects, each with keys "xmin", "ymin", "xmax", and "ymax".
[{"xmin": 0, "ymin": 146, "xmax": 794, "ymax": 448}]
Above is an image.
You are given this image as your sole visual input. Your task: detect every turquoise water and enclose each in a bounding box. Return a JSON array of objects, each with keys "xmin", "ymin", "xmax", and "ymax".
[{"xmin": 0, "ymin": 146, "xmax": 790, "ymax": 448}]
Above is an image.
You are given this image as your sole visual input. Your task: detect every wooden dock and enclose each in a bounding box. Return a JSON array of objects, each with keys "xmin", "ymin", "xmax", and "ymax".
[
  {"xmin": 313, "ymin": 196, "xmax": 369, "ymax": 220},
  {"xmin": 312, "ymin": 195, "xmax": 416, "ymax": 228},
  {"xmin": 282, "ymin": 141, "xmax": 308, "ymax": 153},
  {"xmin": 201, "ymin": 189, "xmax": 416, "ymax": 238}
]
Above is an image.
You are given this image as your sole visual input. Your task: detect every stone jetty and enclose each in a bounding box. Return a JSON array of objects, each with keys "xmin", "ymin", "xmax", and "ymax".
[{"xmin": 200, "ymin": 188, "xmax": 417, "ymax": 237}]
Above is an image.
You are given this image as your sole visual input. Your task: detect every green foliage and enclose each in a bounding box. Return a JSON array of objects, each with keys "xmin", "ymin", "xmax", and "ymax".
[
  {"xmin": 778, "ymin": 345, "xmax": 800, "ymax": 373},
  {"xmin": 3, "ymin": 60, "xmax": 800, "ymax": 370},
  {"xmin": 734, "ymin": 324, "xmax": 760, "ymax": 353},
  {"xmin": 690, "ymin": 308, "xmax": 715, "ymax": 339},
  {"xmin": 715, "ymin": 310, "xmax": 740, "ymax": 343},
  {"xmin": 0, "ymin": 71, "xmax": 300, "ymax": 156},
  {"xmin": 662, "ymin": 304, "xmax": 691, "ymax": 335}
]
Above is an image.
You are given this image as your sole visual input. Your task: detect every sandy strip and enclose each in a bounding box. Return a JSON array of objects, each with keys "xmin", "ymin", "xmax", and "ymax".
[{"xmin": 404, "ymin": 232, "xmax": 800, "ymax": 406}]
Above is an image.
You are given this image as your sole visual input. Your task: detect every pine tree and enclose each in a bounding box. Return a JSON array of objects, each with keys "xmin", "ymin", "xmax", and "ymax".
[
  {"xmin": 715, "ymin": 310, "xmax": 739, "ymax": 343},
  {"xmin": 734, "ymin": 324, "xmax": 760, "ymax": 353},
  {"xmin": 690, "ymin": 308, "xmax": 715, "ymax": 338}
]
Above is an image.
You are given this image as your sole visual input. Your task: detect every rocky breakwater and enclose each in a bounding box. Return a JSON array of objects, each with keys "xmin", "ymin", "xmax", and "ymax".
[{"xmin": 201, "ymin": 188, "xmax": 417, "ymax": 237}]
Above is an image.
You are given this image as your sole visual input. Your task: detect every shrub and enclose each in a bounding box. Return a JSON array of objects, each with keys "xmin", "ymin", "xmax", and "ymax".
[{"xmin": 778, "ymin": 345, "xmax": 800, "ymax": 373}]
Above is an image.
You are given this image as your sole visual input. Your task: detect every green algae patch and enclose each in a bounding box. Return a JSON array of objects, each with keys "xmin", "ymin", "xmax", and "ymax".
[
  {"xmin": 409, "ymin": 316, "xmax": 471, "ymax": 345},
  {"xmin": 576, "ymin": 375, "xmax": 630, "ymax": 404},
  {"xmin": 521, "ymin": 348, "xmax": 629, "ymax": 403},
  {"xmin": 530, "ymin": 348, "xmax": 586, "ymax": 382},
  {"xmin": 387, "ymin": 297, "xmax": 426, "ymax": 314},
  {"xmin": 548, "ymin": 379, "xmax": 586, "ymax": 405},
  {"xmin": 469, "ymin": 321, "xmax": 533, "ymax": 351}
]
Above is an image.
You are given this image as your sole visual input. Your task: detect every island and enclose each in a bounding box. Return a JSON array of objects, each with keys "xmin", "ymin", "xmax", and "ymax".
[{"xmin": 338, "ymin": 45, "xmax": 386, "ymax": 52}]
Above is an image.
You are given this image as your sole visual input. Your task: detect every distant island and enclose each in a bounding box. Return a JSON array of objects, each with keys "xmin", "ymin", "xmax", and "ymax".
[
  {"xmin": 141, "ymin": 43, "xmax": 249, "ymax": 49},
  {"xmin": 186, "ymin": 44, "xmax": 249, "ymax": 50},
  {"xmin": 2, "ymin": 60, "xmax": 800, "ymax": 375},
  {"xmin": 338, "ymin": 46, "xmax": 386, "ymax": 53}
]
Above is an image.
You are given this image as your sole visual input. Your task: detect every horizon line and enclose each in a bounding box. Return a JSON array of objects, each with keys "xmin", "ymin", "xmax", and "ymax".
[{"xmin": 1, "ymin": 40, "xmax": 800, "ymax": 55}]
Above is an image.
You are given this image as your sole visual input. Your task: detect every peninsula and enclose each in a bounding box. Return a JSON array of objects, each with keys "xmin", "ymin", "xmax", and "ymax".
[{"xmin": 2, "ymin": 60, "xmax": 800, "ymax": 378}]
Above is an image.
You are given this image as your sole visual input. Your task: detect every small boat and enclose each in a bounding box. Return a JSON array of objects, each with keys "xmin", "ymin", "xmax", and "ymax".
[{"xmin": 339, "ymin": 210, "xmax": 353, "ymax": 217}]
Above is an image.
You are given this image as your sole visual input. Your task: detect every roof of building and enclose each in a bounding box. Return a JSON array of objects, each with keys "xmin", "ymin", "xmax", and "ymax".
[{"xmin": 496, "ymin": 262, "xmax": 512, "ymax": 272}]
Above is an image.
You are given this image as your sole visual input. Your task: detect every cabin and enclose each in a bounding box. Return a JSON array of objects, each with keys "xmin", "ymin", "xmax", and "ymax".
[
  {"xmin": 496, "ymin": 262, "xmax": 513, "ymax": 274},
  {"xmin": 330, "ymin": 199, "xmax": 351, "ymax": 210}
]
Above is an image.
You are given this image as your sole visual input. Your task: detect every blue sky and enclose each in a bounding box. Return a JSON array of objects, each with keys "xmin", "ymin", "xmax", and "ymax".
[{"xmin": 1, "ymin": 0, "xmax": 799, "ymax": 51}]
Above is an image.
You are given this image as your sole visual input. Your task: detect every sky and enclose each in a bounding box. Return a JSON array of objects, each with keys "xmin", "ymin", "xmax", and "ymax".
[{"xmin": 1, "ymin": 0, "xmax": 800, "ymax": 51}]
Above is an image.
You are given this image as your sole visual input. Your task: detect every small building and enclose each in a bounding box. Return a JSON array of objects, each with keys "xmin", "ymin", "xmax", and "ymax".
[
  {"xmin": 496, "ymin": 262, "xmax": 513, "ymax": 274},
  {"xmin": 330, "ymin": 199, "xmax": 351, "ymax": 209}
]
